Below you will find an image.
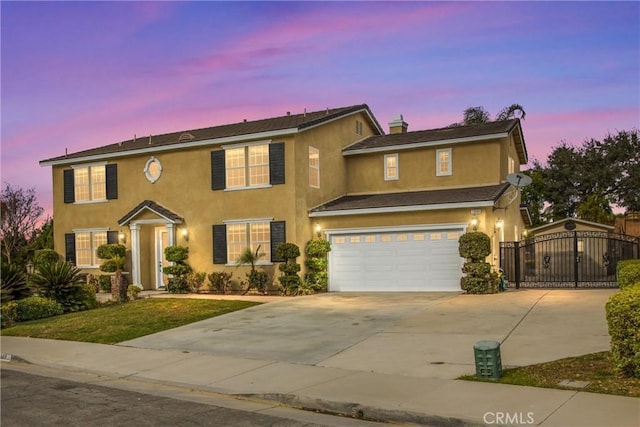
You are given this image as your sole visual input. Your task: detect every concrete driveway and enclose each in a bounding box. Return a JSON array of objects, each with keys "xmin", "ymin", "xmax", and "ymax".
[{"xmin": 121, "ymin": 289, "xmax": 615, "ymax": 379}]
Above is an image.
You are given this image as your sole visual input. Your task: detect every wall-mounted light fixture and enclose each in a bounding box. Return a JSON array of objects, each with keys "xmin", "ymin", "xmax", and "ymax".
[
  {"xmin": 314, "ymin": 223, "xmax": 322, "ymax": 238},
  {"xmin": 118, "ymin": 230, "xmax": 126, "ymax": 244},
  {"xmin": 181, "ymin": 227, "xmax": 189, "ymax": 241},
  {"xmin": 494, "ymin": 219, "xmax": 504, "ymax": 233},
  {"xmin": 470, "ymin": 209, "xmax": 481, "ymax": 231}
]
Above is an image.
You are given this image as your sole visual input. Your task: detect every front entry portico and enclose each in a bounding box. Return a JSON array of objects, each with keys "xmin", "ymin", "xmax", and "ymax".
[{"xmin": 118, "ymin": 200, "xmax": 184, "ymax": 290}]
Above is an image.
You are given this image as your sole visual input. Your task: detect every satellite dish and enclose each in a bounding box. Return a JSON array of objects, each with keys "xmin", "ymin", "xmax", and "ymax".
[{"xmin": 506, "ymin": 172, "xmax": 532, "ymax": 188}]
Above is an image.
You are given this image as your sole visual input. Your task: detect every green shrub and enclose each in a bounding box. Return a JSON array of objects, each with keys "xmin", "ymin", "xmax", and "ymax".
[
  {"xmin": 1, "ymin": 301, "xmax": 18, "ymax": 327},
  {"xmin": 29, "ymin": 261, "xmax": 95, "ymax": 312},
  {"xmin": 1, "ymin": 263, "xmax": 31, "ymax": 302},
  {"xmin": 33, "ymin": 249, "xmax": 61, "ymax": 267},
  {"xmin": 606, "ymin": 285, "xmax": 640, "ymax": 377},
  {"xmin": 163, "ymin": 246, "xmax": 193, "ymax": 294},
  {"xmin": 98, "ymin": 275, "xmax": 112, "ymax": 292},
  {"xmin": 276, "ymin": 242, "xmax": 302, "ymax": 295},
  {"xmin": 242, "ymin": 270, "xmax": 269, "ymax": 295},
  {"xmin": 207, "ymin": 271, "xmax": 233, "ymax": 294},
  {"xmin": 127, "ymin": 285, "xmax": 142, "ymax": 300},
  {"xmin": 186, "ymin": 272, "xmax": 207, "ymax": 293},
  {"xmin": 458, "ymin": 232, "xmax": 491, "ymax": 261},
  {"xmin": 462, "ymin": 262, "xmax": 492, "ymax": 277},
  {"xmin": 96, "ymin": 244, "xmax": 126, "ymax": 260},
  {"xmin": 305, "ymin": 239, "xmax": 331, "ymax": 257},
  {"xmin": 164, "ymin": 246, "xmax": 190, "ymax": 263},
  {"xmin": 304, "ymin": 239, "xmax": 330, "ymax": 293},
  {"xmin": 12, "ymin": 296, "xmax": 64, "ymax": 322},
  {"xmin": 276, "ymin": 242, "xmax": 301, "ymax": 260},
  {"xmin": 617, "ymin": 260, "xmax": 640, "ymax": 290}
]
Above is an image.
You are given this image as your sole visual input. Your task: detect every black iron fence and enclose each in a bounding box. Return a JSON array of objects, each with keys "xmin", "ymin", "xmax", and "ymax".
[{"xmin": 500, "ymin": 231, "xmax": 639, "ymax": 288}]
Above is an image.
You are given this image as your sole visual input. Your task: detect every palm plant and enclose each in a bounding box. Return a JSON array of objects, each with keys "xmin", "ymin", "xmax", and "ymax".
[
  {"xmin": 28, "ymin": 260, "xmax": 90, "ymax": 312},
  {"xmin": 0, "ymin": 263, "xmax": 31, "ymax": 302},
  {"xmin": 451, "ymin": 103, "xmax": 526, "ymax": 127},
  {"xmin": 237, "ymin": 246, "xmax": 268, "ymax": 295}
]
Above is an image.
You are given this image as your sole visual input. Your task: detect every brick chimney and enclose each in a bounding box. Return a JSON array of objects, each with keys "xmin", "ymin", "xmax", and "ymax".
[{"xmin": 388, "ymin": 114, "xmax": 408, "ymax": 134}]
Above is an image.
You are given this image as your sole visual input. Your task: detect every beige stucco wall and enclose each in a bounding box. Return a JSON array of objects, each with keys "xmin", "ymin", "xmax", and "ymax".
[{"xmin": 345, "ymin": 139, "xmax": 503, "ymax": 194}]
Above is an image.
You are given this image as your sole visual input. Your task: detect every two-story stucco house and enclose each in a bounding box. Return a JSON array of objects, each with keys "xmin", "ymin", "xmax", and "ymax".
[{"xmin": 40, "ymin": 103, "xmax": 529, "ymax": 292}]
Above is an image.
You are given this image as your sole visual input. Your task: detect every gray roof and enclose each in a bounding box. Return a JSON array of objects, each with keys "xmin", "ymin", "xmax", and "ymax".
[
  {"xmin": 118, "ymin": 200, "xmax": 184, "ymax": 225},
  {"xmin": 344, "ymin": 119, "xmax": 527, "ymax": 163},
  {"xmin": 41, "ymin": 104, "xmax": 382, "ymax": 164},
  {"xmin": 310, "ymin": 183, "xmax": 510, "ymax": 215}
]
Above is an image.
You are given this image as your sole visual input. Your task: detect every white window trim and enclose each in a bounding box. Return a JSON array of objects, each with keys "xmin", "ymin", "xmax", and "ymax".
[
  {"xmin": 223, "ymin": 142, "xmax": 272, "ymax": 190},
  {"xmin": 144, "ymin": 156, "xmax": 163, "ymax": 183},
  {"xmin": 384, "ymin": 153, "xmax": 399, "ymax": 181},
  {"xmin": 309, "ymin": 146, "xmax": 320, "ymax": 188},
  {"xmin": 223, "ymin": 218, "xmax": 274, "ymax": 266},
  {"xmin": 72, "ymin": 228, "xmax": 110, "ymax": 268},
  {"xmin": 71, "ymin": 161, "xmax": 108, "ymax": 204},
  {"xmin": 436, "ymin": 148, "xmax": 452, "ymax": 177}
]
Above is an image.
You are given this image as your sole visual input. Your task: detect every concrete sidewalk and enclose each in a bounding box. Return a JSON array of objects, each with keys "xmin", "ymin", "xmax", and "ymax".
[
  {"xmin": 2, "ymin": 335, "xmax": 638, "ymax": 426},
  {"xmin": 2, "ymin": 290, "xmax": 639, "ymax": 426}
]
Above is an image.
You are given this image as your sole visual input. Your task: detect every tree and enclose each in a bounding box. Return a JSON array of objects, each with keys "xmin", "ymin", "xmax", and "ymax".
[
  {"xmin": 519, "ymin": 162, "xmax": 547, "ymax": 227},
  {"xmin": 451, "ymin": 103, "xmax": 526, "ymax": 126},
  {"xmin": 576, "ymin": 193, "xmax": 615, "ymax": 224},
  {"xmin": 1, "ymin": 184, "xmax": 44, "ymax": 266}
]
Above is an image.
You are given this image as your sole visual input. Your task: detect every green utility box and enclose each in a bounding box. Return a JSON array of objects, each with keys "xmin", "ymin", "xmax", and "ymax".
[{"xmin": 474, "ymin": 340, "xmax": 502, "ymax": 380}]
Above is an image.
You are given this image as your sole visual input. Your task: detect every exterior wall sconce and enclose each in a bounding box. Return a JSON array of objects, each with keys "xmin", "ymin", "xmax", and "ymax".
[
  {"xmin": 181, "ymin": 227, "xmax": 189, "ymax": 241},
  {"xmin": 314, "ymin": 224, "xmax": 322, "ymax": 238},
  {"xmin": 26, "ymin": 260, "xmax": 34, "ymax": 275},
  {"xmin": 118, "ymin": 231, "xmax": 126, "ymax": 244},
  {"xmin": 470, "ymin": 218, "xmax": 479, "ymax": 231},
  {"xmin": 494, "ymin": 219, "xmax": 504, "ymax": 233}
]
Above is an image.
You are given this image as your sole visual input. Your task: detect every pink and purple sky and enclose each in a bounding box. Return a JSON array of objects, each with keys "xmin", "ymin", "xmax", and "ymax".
[{"xmin": 2, "ymin": 1, "xmax": 639, "ymax": 216}]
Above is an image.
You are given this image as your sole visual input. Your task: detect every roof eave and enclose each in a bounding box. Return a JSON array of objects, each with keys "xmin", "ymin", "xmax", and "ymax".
[{"xmin": 309, "ymin": 200, "xmax": 494, "ymax": 217}]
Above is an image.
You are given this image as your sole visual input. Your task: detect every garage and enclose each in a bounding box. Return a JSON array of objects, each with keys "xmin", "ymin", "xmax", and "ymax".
[{"xmin": 328, "ymin": 228, "xmax": 464, "ymax": 292}]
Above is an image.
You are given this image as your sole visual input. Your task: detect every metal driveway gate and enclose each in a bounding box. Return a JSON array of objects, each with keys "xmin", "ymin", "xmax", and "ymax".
[{"xmin": 500, "ymin": 231, "xmax": 639, "ymax": 288}]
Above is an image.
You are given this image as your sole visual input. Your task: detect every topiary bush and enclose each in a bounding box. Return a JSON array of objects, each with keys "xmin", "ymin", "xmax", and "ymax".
[
  {"xmin": 97, "ymin": 243, "xmax": 127, "ymax": 301},
  {"xmin": 163, "ymin": 246, "xmax": 192, "ymax": 293},
  {"xmin": 606, "ymin": 284, "xmax": 640, "ymax": 377},
  {"xmin": 276, "ymin": 242, "xmax": 302, "ymax": 295},
  {"xmin": 304, "ymin": 239, "xmax": 331, "ymax": 292},
  {"xmin": 617, "ymin": 260, "xmax": 640, "ymax": 290},
  {"xmin": 458, "ymin": 232, "xmax": 495, "ymax": 294}
]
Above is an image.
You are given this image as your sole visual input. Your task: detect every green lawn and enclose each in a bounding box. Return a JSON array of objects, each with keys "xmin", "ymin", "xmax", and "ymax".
[
  {"xmin": 460, "ymin": 351, "xmax": 640, "ymax": 398},
  {"xmin": 1, "ymin": 299, "xmax": 261, "ymax": 344}
]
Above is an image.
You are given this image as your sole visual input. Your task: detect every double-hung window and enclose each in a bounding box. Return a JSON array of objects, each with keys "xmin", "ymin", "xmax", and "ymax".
[
  {"xmin": 309, "ymin": 146, "xmax": 320, "ymax": 188},
  {"xmin": 226, "ymin": 221, "xmax": 271, "ymax": 265},
  {"xmin": 225, "ymin": 144, "xmax": 270, "ymax": 189},
  {"xmin": 384, "ymin": 154, "xmax": 399, "ymax": 180},
  {"xmin": 74, "ymin": 164, "xmax": 106, "ymax": 202},
  {"xmin": 75, "ymin": 230, "xmax": 108, "ymax": 267},
  {"xmin": 436, "ymin": 148, "xmax": 452, "ymax": 176}
]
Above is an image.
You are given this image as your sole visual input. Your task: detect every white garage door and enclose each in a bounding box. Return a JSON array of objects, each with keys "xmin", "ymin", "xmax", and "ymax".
[{"xmin": 328, "ymin": 229, "xmax": 463, "ymax": 292}]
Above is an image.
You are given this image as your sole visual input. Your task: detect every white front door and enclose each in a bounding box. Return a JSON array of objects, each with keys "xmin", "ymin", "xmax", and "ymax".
[{"xmin": 155, "ymin": 226, "xmax": 169, "ymax": 289}]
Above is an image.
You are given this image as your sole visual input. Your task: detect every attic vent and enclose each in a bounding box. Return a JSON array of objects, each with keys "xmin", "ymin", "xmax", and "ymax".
[{"xmin": 178, "ymin": 132, "xmax": 195, "ymax": 142}]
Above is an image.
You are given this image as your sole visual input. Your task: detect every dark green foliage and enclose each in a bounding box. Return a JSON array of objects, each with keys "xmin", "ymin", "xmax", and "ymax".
[
  {"xmin": 276, "ymin": 242, "xmax": 302, "ymax": 295},
  {"xmin": 2, "ymin": 296, "xmax": 63, "ymax": 324},
  {"xmin": 0, "ymin": 263, "xmax": 31, "ymax": 302},
  {"xmin": 163, "ymin": 246, "xmax": 193, "ymax": 294},
  {"xmin": 28, "ymin": 261, "xmax": 96, "ymax": 312},
  {"xmin": 164, "ymin": 246, "xmax": 189, "ymax": 263},
  {"xmin": 606, "ymin": 285, "xmax": 640, "ymax": 377},
  {"xmin": 186, "ymin": 272, "xmax": 207, "ymax": 293},
  {"xmin": 33, "ymin": 249, "xmax": 61, "ymax": 267},
  {"xmin": 97, "ymin": 244, "xmax": 126, "ymax": 273},
  {"xmin": 459, "ymin": 232, "xmax": 495, "ymax": 294},
  {"xmin": 236, "ymin": 246, "xmax": 269, "ymax": 295},
  {"xmin": 459, "ymin": 232, "xmax": 491, "ymax": 261},
  {"xmin": 208, "ymin": 271, "xmax": 233, "ymax": 294},
  {"xmin": 98, "ymin": 275, "xmax": 111, "ymax": 292},
  {"xmin": 304, "ymin": 239, "xmax": 331, "ymax": 292},
  {"xmin": 617, "ymin": 260, "xmax": 640, "ymax": 290}
]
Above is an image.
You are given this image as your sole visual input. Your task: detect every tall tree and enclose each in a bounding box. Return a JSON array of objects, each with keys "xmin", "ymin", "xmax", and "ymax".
[
  {"xmin": 519, "ymin": 161, "xmax": 547, "ymax": 227},
  {"xmin": 451, "ymin": 103, "xmax": 526, "ymax": 126},
  {"xmin": 0, "ymin": 184, "xmax": 44, "ymax": 266}
]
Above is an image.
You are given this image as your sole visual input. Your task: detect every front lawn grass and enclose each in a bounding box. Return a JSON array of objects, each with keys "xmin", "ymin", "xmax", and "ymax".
[
  {"xmin": 1, "ymin": 299, "xmax": 261, "ymax": 344},
  {"xmin": 460, "ymin": 351, "xmax": 640, "ymax": 397}
]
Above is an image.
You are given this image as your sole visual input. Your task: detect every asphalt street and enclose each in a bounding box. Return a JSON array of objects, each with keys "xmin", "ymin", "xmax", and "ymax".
[{"xmin": 0, "ymin": 366, "xmax": 386, "ymax": 427}]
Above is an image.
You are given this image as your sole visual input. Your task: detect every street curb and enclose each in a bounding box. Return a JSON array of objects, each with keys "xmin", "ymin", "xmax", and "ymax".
[{"xmin": 242, "ymin": 393, "xmax": 485, "ymax": 427}]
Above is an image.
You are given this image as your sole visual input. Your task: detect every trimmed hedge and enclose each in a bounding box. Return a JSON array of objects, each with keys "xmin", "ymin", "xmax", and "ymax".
[
  {"xmin": 616, "ymin": 259, "xmax": 640, "ymax": 290},
  {"xmin": 2, "ymin": 296, "xmax": 64, "ymax": 323},
  {"xmin": 606, "ymin": 284, "xmax": 640, "ymax": 377}
]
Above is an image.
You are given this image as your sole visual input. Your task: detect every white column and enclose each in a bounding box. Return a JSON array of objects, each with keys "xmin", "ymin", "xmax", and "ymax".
[
  {"xmin": 130, "ymin": 223, "xmax": 141, "ymax": 286},
  {"xmin": 167, "ymin": 223, "xmax": 175, "ymax": 246}
]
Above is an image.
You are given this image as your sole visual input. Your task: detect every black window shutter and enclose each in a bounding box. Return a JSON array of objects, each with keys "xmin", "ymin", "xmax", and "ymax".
[
  {"xmin": 213, "ymin": 224, "xmax": 227, "ymax": 264},
  {"xmin": 63, "ymin": 169, "xmax": 75, "ymax": 203},
  {"xmin": 269, "ymin": 143, "xmax": 285, "ymax": 185},
  {"xmin": 270, "ymin": 221, "xmax": 286, "ymax": 262},
  {"xmin": 107, "ymin": 231, "xmax": 119, "ymax": 244},
  {"xmin": 211, "ymin": 151, "xmax": 226, "ymax": 190},
  {"xmin": 65, "ymin": 233, "xmax": 76, "ymax": 265},
  {"xmin": 106, "ymin": 164, "xmax": 118, "ymax": 200}
]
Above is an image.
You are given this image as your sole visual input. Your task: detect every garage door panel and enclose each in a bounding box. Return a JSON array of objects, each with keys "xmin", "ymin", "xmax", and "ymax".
[{"xmin": 330, "ymin": 229, "xmax": 463, "ymax": 292}]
